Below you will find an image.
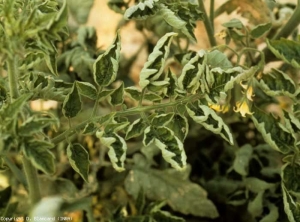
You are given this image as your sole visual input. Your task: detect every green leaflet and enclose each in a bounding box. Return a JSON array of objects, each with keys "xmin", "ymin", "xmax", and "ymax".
[
  {"xmin": 62, "ymin": 83, "xmax": 82, "ymax": 118},
  {"xmin": 267, "ymin": 38, "xmax": 300, "ymax": 68},
  {"xmin": 251, "ymin": 106, "xmax": 295, "ymax": 154},
  {"xmin": 139, "ymin": 32, "xmax": 177, "ymax": 89},
  {"xmin": 125, "ymin": 118, "xmax": 147, "ymax": 140},
  {"xmin": 0, "ymin": 93, "xmax": 32, "ymax": 121},
  {"xmin": 207, "ymin": 50, "xmax": 233, "ymax": 70},
  {"xmin": 109, "ymin": 82, "xmax": 124, "ymax": 106},
  {"xmin": 96, "ymin": 131, "xmax": 127, "ymax": 172},
  {"xmin": 222, "ymin": 18, "xmax": 244, "ymax": 29},
  {"xmin": 186, "ymin": 102, "xmax": 233, "ymax": 144},
  {"xmin": 75, "ymin": 81, "xmax": 97, "ymax": 100},
  {"xmin": 282, "ymin": 183, "xmax": 300, "ymax": 222},
  {"xmin": 18, "ymin": 116, "xmax": 58, "ymax": 136},
  {"xmin": 258, "ymin": 68, "xmax": 296, "ymax": 98},
  {"xmin": 233, "ymin": 144, "xmax": 253, "ymax": 176},
  {"xmin": 47, "ymin": 0, "xmax": 68, "ymax": 36},
  {"xmin": 67, "ymin": 0, "xmax": 94, "ymax": 24},
  {"xmin": 244, "ymin": 177, "xmax": 275, "ymax": 193},
  {"xmin": 82, "ymin": 122, "xmax": 97, "ymax": 135},
  {"xmin": 250, "ymin": 22, "xmax": 272, "ymax": 38},
  {"xmin": 22, "ymin": 140, "xmax": 55, "ymax": 175},
  {"xmin": 159, "ymin": 5, "xmax": 195, "ymax": 41},
  {"xmin": 93, "ymin": 31, "xmax": 121, "ymax": 87},
  {"xmin": 164, "ymin": 70, "xmax": 178, "ymax": 97},
  {"xmin": 178, "ymin": 50, "xmax": 206, "ymax": 93},
  {"xmin": 125, "ymin": 86, "xmax": 141, "ymax": 101},
  {"xmin": 224, "ymin": 66, "xmax": 256, "ymax": 92},
  {"xmin": 147, "ymin": 80, "xmax": 170, "ymax": 93},
  {"xmin": 283, "ymin": 111, "xmax": 300, "ymax": 135},
  {"xmin": 67, "ymin": 143, "xmax": 90, "ymax": 182},
  {"xmin": 167, "ymin": 114, "xmax": 189, "ymax": 141},
  {"xmin": 151, "ymin": 113, "xmax": 174, "ymax": 127},
  {"xmin": 143, "ymin": 126, "xmax": 187, "ymax": 170},
  {"xmin": 248, "ymin": 191, "xmax": 264, "ymax": 217},
  {"xmin": 124, "ymin": 167, "xmax": 219, "ymax": 218},
  {"xmin": 282, "ymin": 163, "xmax": 300, "ymax": 222},
  {"xmin": 98, "ymin": 89, "xmax": 114, "ymax": 101},
  {"xmin": 104, "ymin": 120, "xmax": 129, "ymax": 134},
  {"xmin": 282, "ymin": 163, "xmax": 300, "ymax": 193},
  {"xmin": 124, "ymin": 0, "xmax": 159, "ymax": 20},
  {"xmin": 125, "ymin": 86, "xmax": 162, "ymax": 102}
]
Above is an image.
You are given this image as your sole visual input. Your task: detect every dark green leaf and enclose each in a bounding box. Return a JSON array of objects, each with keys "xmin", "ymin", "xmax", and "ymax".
[
  {"xmin": 207, "ymin": 50, "xmax": 233, "ymax": 70},
  {"xmin": 282, "ymin": 184, "xmax": 300, "ymax": 222},
  {"xmin": 178, "ymin": 51, "xmax": 206, "ymax": 93},
  {"xmin": 67, "ymin": 143, "xmax": 90, "ymax": 182},
  {"xmin": 0, "ymin": 93, "xmax": 32, "ymax": 121},
  {"xmin": 125, "ymin": 168, "xmax": 219, "ymax": 218},
  {"xmin": 250, "ymin": 22, "xmax": 272, "ymax": 38},
  {"xmin": 124, "ymin": 0, "xmax": 160, "ymax": 20},
  {"xmin": 126, "ymin": 118, "xmax": 147, "ymax": 140},
  {"xmin": 251, "ymin": 106, "xmax": 296, "ymax": 154},
  {"xmin": 18, "ymin": 117, "xmax": 58, "ymax": 136},
  {"xmin": 76, "ymin": 81, "xmax": 97, "ymax": 100},
  {"xmin": 258, "ymin": 68, "xmax": 296, "ymax": 97},
  {"xmin": 82, "ymin": 122, "xmax": 97, "ymax": 135},
  {"xmin": 267, "ymin": 38, "xmax": 300, "ymax": 68},
  {"xmin": 151, "ymin": 113, "xmax": 174, "ymax": 127},
  {"xmin": 139, "ymin": 32, "xmax": 177, "ymax": 89},
  {"xmin": 186, "ymin": 102, "xmax": 233, "ymax": 144},
  {"xmin": 23, "ymin": 140, "xmax": 55, "ymax": 175},
  {"xmin": 109, "ymin": 82, "xmax": 124, "ymax": 106},
  {"xmin": 144, "ymin": 92, "xmax": 162, "ymax": 102},
  {"xmin": 222, "ymin": 18, "xmax": 244, "ymax": 29},
  {"xmin": 62, "ymin": 83, "xmax": 82, "ymax": 118},
  {"xmin": 96, "ymin": 131, "xmax": 127, "ymax": 172},
  {"xmin": 93, "ymin": 31, "xmax": 121, "ymax": 87},
  {"xmin": 167, "ymin": 114, "xmax": 188, "ymax": 141}
]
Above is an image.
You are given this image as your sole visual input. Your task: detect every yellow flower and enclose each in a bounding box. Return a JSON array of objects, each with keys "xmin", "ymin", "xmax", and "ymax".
[
  {"xmin": 234, "ymin": 100, "xmax": 254, "ymax": 117},
  {"xmin": 209, "ymin": 103, "xmax": 230, "ymax": 113},
  {"xmin": 215, "ymin": 30, "xmax": 227, "ymax": 39},
  {"xmin": 240, "ymin": 82, "xmax": 254, "ymax": 101}
]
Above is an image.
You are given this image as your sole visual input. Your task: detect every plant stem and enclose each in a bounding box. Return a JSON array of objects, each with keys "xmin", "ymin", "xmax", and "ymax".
[
  {"xmin": 198, "ymin": 0, "xmax": 217, "ymax": 47},
  {"xmin": 22, "ymin": 157, "xmax": 41, "ymax": 205},
  {"xmin": 6, "ymin": 57, "xmax": 19, "ymax": 100},
  {"xmin": 6, "ymin": 56, "xmax": 42, "ymax": 205},
  {"xmin": 51, "ymin": 93, "xmax": 204, "ymax": 145},
  {"xmin": 210, "ymin": 0, "xmax": 215, "ymax": 30},
  {"xmin": 3, "ymin": 156, "xmax": 27, "ymax": 187}
]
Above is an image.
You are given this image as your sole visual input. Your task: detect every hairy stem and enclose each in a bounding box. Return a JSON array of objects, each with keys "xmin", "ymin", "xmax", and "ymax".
[
  {"xmin": 210, "ymin": 0, "xmax": 215, "ymax": 31},
  {"xmin": 6, "ymin": 57, "xmax": 19, "ymax": 100},
  {"xmin": 198, "ymin": 0, "xmax": 217, "ymax": 47},
  {"xmin": 3, "ymin": 156, "xmax": 27, "ymax": 187},
  {"xmin": 22, "ymin": 157, "xmax": 41, "ymax": 205},
  {"xmin": 51, "ymin": 93, "xmax": 203, "ymax": 145},
  {"xmin": 6, "ymin": 56, "xmax": 42, "ymax": 205}
]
